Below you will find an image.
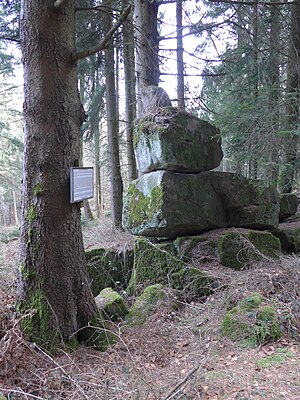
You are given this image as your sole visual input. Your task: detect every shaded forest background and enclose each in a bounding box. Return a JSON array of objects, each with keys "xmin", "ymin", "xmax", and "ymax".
[{"xmin": 0, "ymin": 0, "xmax": 299, "ymax": 227}]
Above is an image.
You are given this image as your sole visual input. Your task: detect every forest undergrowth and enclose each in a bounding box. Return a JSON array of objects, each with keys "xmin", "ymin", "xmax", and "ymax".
[{"xmin": 0, "ymin": 218, "xmax": 299, "ymax": 400}]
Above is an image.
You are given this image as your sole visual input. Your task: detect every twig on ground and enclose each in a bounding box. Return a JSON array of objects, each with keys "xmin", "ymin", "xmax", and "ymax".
[{"xmin": 162, "ymin": 364, "xmax": 200, "ymax": 400}]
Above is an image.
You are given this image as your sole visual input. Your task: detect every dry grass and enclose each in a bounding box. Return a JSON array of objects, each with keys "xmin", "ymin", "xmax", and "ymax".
[{"xmin": 0, "ymin": 220, "xmax": 300, "ymax": 399}]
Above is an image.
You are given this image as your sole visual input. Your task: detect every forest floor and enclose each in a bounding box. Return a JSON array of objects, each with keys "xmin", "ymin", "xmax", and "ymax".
[{"xmin": 0, "ymin": 217, "xmax": 299, "ymax": 400}]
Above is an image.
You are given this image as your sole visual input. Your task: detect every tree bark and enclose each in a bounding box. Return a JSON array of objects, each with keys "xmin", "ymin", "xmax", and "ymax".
[
  {"xmin": 134, "ymin": 0, "xmax": 159, "ymax": 114},
  {"xmin": 122, "ymin": 0, "xmax": 137, "ymax": 182},
  {"xmin": 176, "ymin": 0, "xmax": 185, "ymax": 110},
  {"xmin": 281, "ymin": 1, "xmax": 300, "ymax": 193},
  {"xmin": 267, "ymin": 1, "xmax": 280, "ymax": 184},
  {"xmin": 18, "ymin": 0, "xmax": 101, "ymax": 350},
  {"xmin": 104, "ymin": 2, "xmax": 124, "ymax": 227}
]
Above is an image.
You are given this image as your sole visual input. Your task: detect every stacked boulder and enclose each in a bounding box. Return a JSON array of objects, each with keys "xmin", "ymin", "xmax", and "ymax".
[{"xmin": 122, "ymin": 107, "xmax": 280, "ymax": 238}]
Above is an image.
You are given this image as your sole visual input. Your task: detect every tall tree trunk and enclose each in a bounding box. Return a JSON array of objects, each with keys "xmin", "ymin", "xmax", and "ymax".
[
  {"xmin": 94, "ymin": 123, "xmax": 102, "ymax": 218},
  {"xmin": 18, "ymin": 0, "xmax": 101, "ymax": 350},
  {"xmin": 134, "ymin": 0, "xmax": 159, "ymax": 114},
  {"xmin": 176, "ymin": 0, "xmax": 185, "ymax": 110},
  {"xmin": 104, "ymin": 2, "xmax": 123, "ymax": 227},
  {"xmin": 79, "ymin": 72, "xmax": 94, "ymax": 221},
  {"xmin": 281, "ymin": 1, "xmax": 300, "ymax": 193},
  {"xmin": 122, "ymin": 0, "xmax": 137, "ymax": 182},
  {"xmin": 249, "ymin": 1, "xmax": 259, "ymax": 179},
  {"xmin": 267, "ymin": 1, "xmax": 281, "ymax": 184}
]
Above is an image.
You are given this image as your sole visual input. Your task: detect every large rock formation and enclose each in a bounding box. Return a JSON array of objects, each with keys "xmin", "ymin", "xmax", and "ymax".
[
  {"xmin": 134, "ymin": 108, "xmax": 223, "ymax": 174},
  {"xmin": 123, "ymin": 106, "xmax": 280, "ymax": 238},
  {"xmin": 122, "ymin": 170, "xmax": 279, "ymax": 237}
]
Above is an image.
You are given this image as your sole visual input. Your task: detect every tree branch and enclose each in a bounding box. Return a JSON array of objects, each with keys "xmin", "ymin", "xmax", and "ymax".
[
  {"xmin": 160, "ymin": 72, "xmax": 227, "ymax": 77},
  {"xmin": 54, "ymin": 0, "xmax": 66, "ymax": 8},
  {"xmin": 0, "ymin": 36, "xmax": 20, "ymax": 43},
  {"xmin": 72, "ymin": 5, "xmax": 131, "ymax": 62},
  {"xmin": 207, "ymin": 0, "xmax": 298, "ymax": 5}
]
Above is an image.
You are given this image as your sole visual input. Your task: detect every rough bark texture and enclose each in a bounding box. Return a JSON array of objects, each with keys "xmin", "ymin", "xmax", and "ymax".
[
  {"xmin": 176, "ymin": 0, "xmax": 185, "ymax": 110},
  {"xmin": 267, "ymin": 1, "xmax": 280, "ymax": 184},
  {"xmin": 18, "ymin": 0, "xmax": 101, "ymax": 350},
  {"xmin": 281, "ymin": 2, "xmax": 300, "ymax": 193},
  {"xmin": 122, "ymin": 0, "xmax": 137, "ymax": 182},
  {"xmin": 104, "ymin": 2, "xmax": 123, "ymax": 227},
  {"xmin": 134, "ymin": 0, "xmax": 159, "ymax": 115}
]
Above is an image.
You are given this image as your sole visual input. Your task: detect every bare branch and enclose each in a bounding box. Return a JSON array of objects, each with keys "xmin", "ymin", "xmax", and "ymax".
[
  {"xmin": 0, "ymin": 36, "xmax": 20, "ymax": 43},
  {"xmin": 54, "ymin": 0, "xmax": 66, "ymax": 8},
  {"xmin": 72, "ymin": 5, "xmax": 131, "ymax": 62},
  {"xmin": 160, "ymin": 72, "xmax": 227, "ymax": 77},
  {"xmin": 207, "ymin": 0, "xmax": 298, "ymax": 5}
]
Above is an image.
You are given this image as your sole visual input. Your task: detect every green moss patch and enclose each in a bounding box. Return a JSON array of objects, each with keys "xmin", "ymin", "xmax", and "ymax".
[
  {"xmin": 256, "ymin": 348, "xmax": 294, "ymax": 368},
  {"xmin": 128, "ymin": 237, "xmax": 184, "ymax": 293},
  {"xmin": 222, "ymin": 293, "xmax": 282, "ymax": 346},
  {"xmin": 125, "ymin": 284, "xmax": 173, "ymax": 326},
  {"xmin": 170, "ymin": 267, "xmax": 217, "ymax": 300},
  {"xmin": 95, "ymin": 288, "xmax": 128, "ymax": 321},
  {"xmin": 123, "ymin": 183, "xmax": 164, "ymax": 229},
  {"xmin": 217, "ymin": 230, "xmax": 281, "ymax": 269}
]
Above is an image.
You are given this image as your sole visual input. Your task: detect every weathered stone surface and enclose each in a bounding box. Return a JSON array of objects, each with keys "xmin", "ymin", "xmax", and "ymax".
[
  {"xmin": 86, "ymin": 247, "xmax": 134, "ymax": 296},
  {"xmin": 140, "ymin": 85, "xmax": 172, "ymax": 116},
  {"xmin": 127, "ymin": 237, "xmax": 217, "ymax": 298},
  {"xmin": 122, "ymin": 171, "xmax": 279, "ymax": 237},
  {"xmin": 210, "ymin": 172, "xmax": 279, "ymax": 230},
  {"xmin": 134, "ymin": 108, "xmax": 223, "ymax": 173},
  {"xmin": 173, "ymin": 228, "xmax": 281, "ymax": 269},
  {"xmin": 125, "ymin": 284, "xmax": 173, "ymax": 326},
  {"xmin": 122, "ymin": 171, "xmax": 226, "ymax": 237},
  {"xmin": 279, "ymin": 193, "xmax": 298, "ymax": 221},
  {"xmin": 127, "ymin": 237, "xmax": 184, "ymax": 293},
  {"xmin": 217, "ymin": 230, "xmax": 281, "ymax": 269},
  {"xmin": 95, "ymin": 288, "xmax": 128, "ymax": 321},
  {"xmin": 272, "ymin": 223, "xmax": 300, "ymax": 253}
]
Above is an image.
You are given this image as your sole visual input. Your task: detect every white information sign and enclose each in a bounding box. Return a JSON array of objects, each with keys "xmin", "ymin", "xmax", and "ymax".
[{"xmin": 70, "ymin": 167, "xmax": 94, "ymax": 203}]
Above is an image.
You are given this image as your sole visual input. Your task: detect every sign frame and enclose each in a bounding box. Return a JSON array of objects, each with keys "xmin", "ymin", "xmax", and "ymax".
[{"xmin": 70, "ymin": 167, "xmax": 94, "ymax": 204}]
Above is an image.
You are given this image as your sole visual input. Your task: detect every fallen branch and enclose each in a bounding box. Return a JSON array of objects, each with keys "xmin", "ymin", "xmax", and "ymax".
[{"xmin": 162, "ymin": 365, "xmax": 200, "ymax": 400}]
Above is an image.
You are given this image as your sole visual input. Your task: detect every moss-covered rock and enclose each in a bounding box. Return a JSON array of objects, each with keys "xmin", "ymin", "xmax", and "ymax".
[
  {"xmin": 222, "ymin": 293, "xmax": 282, "ymax": 346},
  {"xmin": 86, "ymin": 247, "xmax": 133, "ymax": 296},
  {"xmin": 95, "ymin": 288, "xmax": 128, "ymax": 321},
  {"xmin": 279, "ymin": 193, "xmax": 298, "ymax": 221},
  {"xmin": 170, "ymin": 267, "xmax": 217, "ymax": 299},
  {"xmin": 272, "ymin": 225, "xmax": 300, "ymax": 253},
  {"xmin": 127, "ymin": 238, "xmax": 216, "ymax": 300},
  {"xmin": 217, "ymin": 230, "xmax": 281, "ymax": 269},
  {"xmin": 239, "ymin": 292, "xmax": 263, "ymax": 311},
  {"xmin": 122, "ymin": 171, "xmax": 279, "ymax": 237},
  {"xmin": 127, "ymin": 237, "xmax": 183, "ymax": 293},
  {"xmin": 125, "ymin": 284, "xmax": 173, "ymax": 326},
  {"xmin": 134, "ymin": 108, "xmax": 223, "ymax": 174},
  {"xmin": 173, "ymin": 235, "xmax": 218, "ymax": 261}
]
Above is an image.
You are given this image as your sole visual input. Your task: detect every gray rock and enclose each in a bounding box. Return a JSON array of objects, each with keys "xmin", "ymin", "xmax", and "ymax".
[
  {"xmin": 134, "ymin": 109, "xmax": 223, "ymax": 174},
  {"xmin": 279, "ymin": 193, "xmax": 298, "ymax": 221},
  {"xmin": 140, "ymin": 85, "xmax": 172, "ymax": 116},
  {"xmin": 122, "ymin": 171, "xmax": 279, "ymax": 237}
]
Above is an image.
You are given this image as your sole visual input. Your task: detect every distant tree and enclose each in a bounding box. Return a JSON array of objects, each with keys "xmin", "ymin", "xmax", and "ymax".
[
  {"xmin": 280, "ymin": 1, "xmax": 300, "ymax": 192},
  {"xmin": 122, "ymin": 0, "xmax": 137, "ymax": 182},
  {"xmin": 135, "ymin": 0, "xmax": 159, "ymax": 114},
  {"xmin": 104, "ymin": 0, "xmax": 124, "ymax": 227}
]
